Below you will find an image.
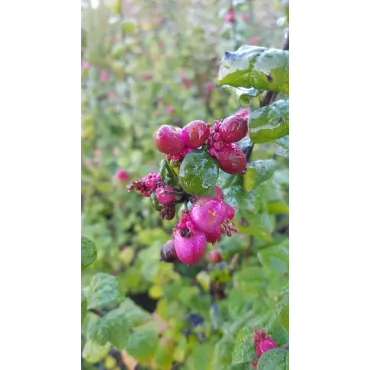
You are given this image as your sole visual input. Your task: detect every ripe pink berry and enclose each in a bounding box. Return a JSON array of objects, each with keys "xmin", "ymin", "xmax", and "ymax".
[
  {"xmin": 81, "ymin": 60, "xmax": 90, "ymax": 70},
  {"xmin": 181, "ymin": 120, "xmax": 210, "ymax": 149},
  {"xmin": 116, "ymin": 169, "xmax": 129, "ymax": 182},
  {"xmin": 208, "ymin": 249, "xmax": 223, "ymax": 263},
  {"xmin": 219, "ymin": 115, "xmax": 248, "ymax": 143},
  {"xmin": 190, "ymin": 197, "xmax": 227, "ymax": 233},
  {"xmin": 213, "ymin": 185, "xmax": 224, "ymax": 199},
  {"xmin": 154, "ymin": 125, "xmax": 185, "ymax": 154},
  {"xmin": 225, "ymin": 204, "xmax": 235, "ymax": 220},
  {"xmin": 205, "ymin": 226, "xmax": 222, "ymax": 245},
  {"xmin": 253, "ymin": 328, "xmax": 278, "ymax": 358},
  {"xmin": 100, "ymin": 71, "xmax": 109, "ymax": 83},
  {"xmin": 235, "ymin": 108, "xmax": 250, "ymax": 119},
  {"xmin": 173, "ymin": 228, "xmax": 207, "ymax": 265},
  {"xmin": 166, "ymin": 105, "xmax": 174, "ymax": 116},
  {"xmin": 205, "ymin": 82, "xmax": 214, "ymax": 94},
  {"xmin": 156, "ymin": 185, "xmax": 176, "ymax": 205},
  {"xmin": 216, "ymin": 144, "xmax": 247, "ymax": 175},
  {"xmin": 225, "ymin": 9, "xmax": 235, "ymax": 23}
]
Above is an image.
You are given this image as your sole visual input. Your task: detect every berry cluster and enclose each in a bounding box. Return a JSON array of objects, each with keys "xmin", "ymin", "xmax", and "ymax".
[{"xmin": 128, "ymin": 111, "xmax": 250, "ymax": 265}]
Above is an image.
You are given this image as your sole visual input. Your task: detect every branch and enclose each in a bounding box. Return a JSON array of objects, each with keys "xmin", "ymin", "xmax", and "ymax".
[{"xmin": 88, "ymin": 308, "xmax": 103, "ymax": 317}]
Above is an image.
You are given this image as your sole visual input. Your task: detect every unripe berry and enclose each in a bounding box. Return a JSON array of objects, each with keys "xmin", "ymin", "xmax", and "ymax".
[
  {"xmin": 181, "ymin": 120, "xmax": 210, "ymax": 149},
  {"xmin": 156, "ymin": 185, "xmax": 175, "ymax": 205},
  {"xmin": 219, "ymin": 115, "xmax": 248, "ymax": 143},
  {"xmin": 154, "ymin": 125, "xmax": 184, "ymax": 154},
  {"xmin": 208, "ymin": 249, "xmax": 223, "ymax": 263},
  {"xmin": 205, "ymin": 226, "xmax": 222, "ymax": 244},
  {"xmin": 173, "ymin": 229, "xmax": 207, "ymax": 265},
  {"xmin": 216, "ymin": 144, "xmax": 247, "ymax": 175},
  {"xmin": 190, "ymin": 197, "xmax": 227, "ymax": 233}
]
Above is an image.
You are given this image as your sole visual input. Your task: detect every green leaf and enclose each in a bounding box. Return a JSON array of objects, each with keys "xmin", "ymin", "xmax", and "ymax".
[
  {"xmin": 179, "ymin": 149, "xmax": 219, "ymax": 196},
  {"xmin": 87, "ymin": 273, "xmax": 120, "ymax": 311},
  {"xmin": 218, "ymin": 46, "xmax": 289, "ymax": 93},
  {"xmin": 125, "ymin": 326, "xmax": 158, "ymax": 361},
  {"xmin": 257, "ymin": 348, "xmax": 288, "ymax": 370},
  {"xmin": 225, "ymin": 86, "xmax": 263, "ymax": 105},
  {"xmin": 88, "ymin": 316, "xmax": 109, "ymax": 346},
  {"xmin": 120, "ymin": 298, "xmax": 150, "ymax": 328},
  {"xmin": 159, "ymin": 159, "xmax": 178, "ymax": 187},
  {"xmin": 150, "ymin": 191, "xmax": 161, "ymax": 211},
  {"xmin": 232, "ymin": 331, "xmax": 257, "ymax": 365},
  {"xmin": 81, "ymin": 289, "xmax": 87, "ymax": 325},
  {"xmin": 153, "ymin": 338, "xmax": 174, "ymax": 370},
  {"xmin": 244, "ymin": 160, "xmax": 276, "ymax": 192},
  {"xmin": 104, "ymin": 308, "xmax": 130, "ymax": 349},
  {"xmin": 82, "ymin": 340, "xmax": 111, "ymax": 364},
  {"xmin": 257, "ymin": 244, "xmax": 289, "ymax": 276},
  {"xmin": 218, "ymin": 234, "xmax": 247, "ymax": 260},
  {"xmin": 212, "ymin": 334, "xmax": 234, "ymax": 370},
  {"xmin": 249, "ymin": 100, "xmax": 289, "ymax": 144},
  {"xmin": 238, "ymin": 212, "xmax": 275, "ymax": 241},
  {"xmin": 81, "ymin": 235, "xmax": 97, "ymax": 271},
  {"xmin": 276, "ymin": 136, "xmax": 289, "ymax": 158},
  {"xmin": 276, "ymin": 288, "xmax": 289, "ymax": 334}
]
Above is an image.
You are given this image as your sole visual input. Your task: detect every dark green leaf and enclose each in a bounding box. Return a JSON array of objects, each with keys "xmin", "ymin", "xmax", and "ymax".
[
  {"xmin": 125, "ymin": 326, "xmax": 158, "ymax": 361},
  {"xmin": 257, "ymin": 348, "xmax": 288, "ymax": 370},
  {"xmin": 159, "ymin": 159, "xmax": 178, "ymax": 187},
  {"xmin": 81, "ymin": 235, "xmax": 97, "ymax": 271},
  {"xmin": 244, "ymin": 160, "xmax": 276, "ymax": 192},
  {"xmin": 81, "ymin": 289, "xmax": 87, "ymax": 325},
  {"xmin": 82, "ymin": 340, "xmax": 111, "ymax": 364},
  {"xmin": 150, "ymin": 191, "xmax": 161, "ymax": 211},
  {"xmin": 87, "ymin": 273, "xmax": 120, "ymax": 311},
  {"xmin": 212, "ymin": 334, "xmax": 234, "ymax": 370},
  {"xmin": 276, "ymin": 288, "xmax": 289, "ymax": 334},
  {"xmin": 218, "ymin": 46, "xmax": 289, "ymax": 93},
  {"xmin": 179, "ymin": 149, "xmax": 219, "ymax": 196},
  {"xmin": 249, "ymin": 101, "xmax": 289, "ymax": 143}
]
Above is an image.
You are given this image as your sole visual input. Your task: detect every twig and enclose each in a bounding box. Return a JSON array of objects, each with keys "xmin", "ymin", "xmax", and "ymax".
[{"xmin": 88, "ymin": 308, "xmax": 103, "ymax": 317}]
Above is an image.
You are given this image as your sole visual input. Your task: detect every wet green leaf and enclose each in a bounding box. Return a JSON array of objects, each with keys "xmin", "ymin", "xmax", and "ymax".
[
  {"xmin": 276, "ymin": 288, "xmax": 289, "ymax": 334},
  {"xmin": 179, "ymin": 149, "xmax": 219, "ymax": 196},
  {"xmin": 244, "ymin": 160, "xmax": 276, "ymax": 192},
  {"xmin": 249, "ymin": 100, "xmax": 289, "ymax": 143},
  {"xmin": 257, "ymin": 348, "xmax": 288, "ymax": 370},
  {"xmin": 104, "ymin": 308, "xmax": 130, "ymax": 349},
  {"xmin": 276, "ymin": 136, "xmax": 289, "ymax": 158},
  {"xmin": 218, "ymin": 46, "xmax": 289, "ymax": 93},
  {"xmin": 212, "ymin": 334, "xmax": 234, "ymax": 370},
  {"xmin": 154, "ymin": 338, "xmax": 174, "ymax": 370},
  {"xmin": 258, "ymin": 244, "xmax": 289, "ymax": 276},
  {"xmin": 81, "ymin": 289, "xmax": 87, "ymax": 325},
  {"xmin": 159, "ymin": 159, "xmax": 178, "ymax": 187},
  {"xmin": 150, "ymin": 191, "xmax": 161, "ymax": 211},
  {"xmin": 82, "ymin": 340, "xmax": 111, "ymax": 364},
  {"xmin": 126, "ymin": 326, "xmax": 158, "ymax": 361},
  {"xmin": 120, "ymin": 298, "xmax": 150, "ymax": 328},
  {"xmin": 232, "ymin": 331, "xmax": 256, "ymax": 365},
  {"xmin": 87, "ymin": 273, "xmax": 120, "ymax": 311},
  {"xmin": 81, "ymin": 235, "xmax": 97, "ymax": 271}
]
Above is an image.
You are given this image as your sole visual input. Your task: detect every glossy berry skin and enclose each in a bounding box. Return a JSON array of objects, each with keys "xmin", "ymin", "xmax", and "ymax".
[
  {"xmin": 205, "ymin": 226, "xmax": 222, "ymax": 244},
  {"xmin": 156, "ymin": 185, "xmax": 175, "ymax": 205},
  {"xmin": 208, "ymin": 249, "xmax": 223, "ymax": 263},
  {"xmin": 216, "ymin": 144, "xmax": 247, "ymax": 175},
  {"xmin": 154, "ymin": 125, "xmax": 184, "ymax": 154},
  {"xmin": 225, "ymin": 204, "xmax": 235, "ymax": 220},
  {"xmin": 181, "ymin": 120, "xmax": 210, "ymax": 149},
  {"xmin": 219, "ymin": 115, "xmax": 248, "ymax": 143},
  {"xmin": 190, "ymin": 197, "xmax": 227, "ymax": 233},
  {"xmin": 173, "ymin": 229, "xmax": 207, "ymax": 265}
]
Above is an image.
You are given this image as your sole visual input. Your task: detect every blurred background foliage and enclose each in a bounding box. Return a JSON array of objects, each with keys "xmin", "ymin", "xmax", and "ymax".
[{"xmin": 81, "ymin": 0, "xmax": 288, "ymax": 369}]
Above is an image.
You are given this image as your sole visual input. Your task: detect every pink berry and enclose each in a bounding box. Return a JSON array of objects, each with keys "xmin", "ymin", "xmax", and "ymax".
[
  {"xmin": 166, "ymin": 105, "xmax": 174, "ymax": 116},
  {"xmin": 216, "ymin": 144, "xmax": 247, "ymax": 175},
  {"xmin": 219, "ymin": 115, "xmax": 248, "ymax": 143},
  {"xmin": 235, "ymin": 108, "xmax": 250, "ymax": 119},
  {"xmin": 99, "ymin": 71, "xmax": 109, "ymax": 83},
  {"xmin": 253, "ymin": 329, "xmax": 278, "ymax": 358},
  {"xmin": 205, "ymin": 226, "xmax": 222, "ymax": 245},
  {"xmin": 143, "ymin": 72, "xmax": 152, "ymax": 80},
  {"xmin": 225, "ymin": 204, "xmax": 235, "ymax": 220},
  {"xmin": 116, "ymin": 169, "xmax": 129, "ymax": 182},
  {"xmin": 156, "ymin": 185, "xmax": 176, "ymax": 205},
  {"xmin": 154, "ymin": 125, "xmax": 185, "ymax": 154},
  {"xmin": 182, "ymin": 120, "xmax": 210, "ymax": 149},
  {"xmin": 190, "ymin": 197, "xmax": 227, "ymax": 233},
  {"xmin": 205, "ymin": 82, "xmax": 214, "ymax": 94},
  {"xmin": 225, "ymin": 9, "xmax": 235, "ymax": 23},
  {"xmin": 173, "ymin": 228, "xmax": 207, "ymax": 265},
  {"xmin": 213, "ymin": 185, "xmax": 224, "ymax": 199},
  {"xmin": 181, "ymin": 77, "xmax": 192, "ymax": 89},
  {"xmin": 208, "ymin": 249, "xmax": 223, "ymax": 263}
]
